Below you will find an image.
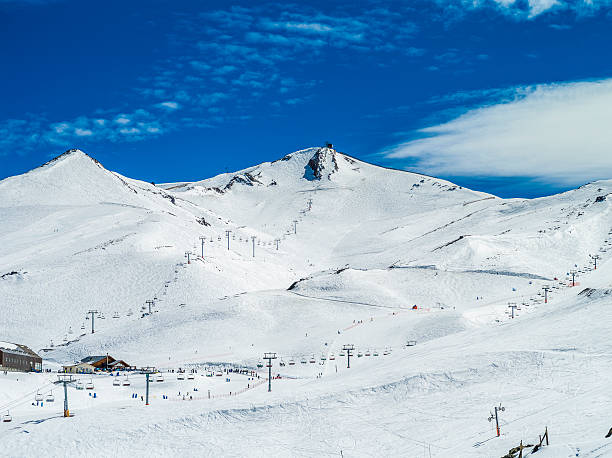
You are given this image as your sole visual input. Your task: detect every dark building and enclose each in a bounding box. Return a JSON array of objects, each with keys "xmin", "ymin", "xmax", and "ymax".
[
  {"xmin": 80, "ymin": 355, "xmax": 132, "ymax": 371},
  {"xmin": 0, "ymin": 341, "xmax": 42, "ymax": 372}
]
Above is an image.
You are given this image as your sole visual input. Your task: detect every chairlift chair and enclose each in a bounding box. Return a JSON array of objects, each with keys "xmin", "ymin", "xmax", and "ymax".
[
  {"xmin": 156, "ymin": 374, "xmax": 164, "ymax": 382},
  {"xmin": 76, "ymin": 380, "xmax": 84, "ymax": 390},
  {"xmin": 309, "ymin": 355, "xmax": 316, "ymax": 364},
  {"xmin": 2, "ymin": 411, "xmax": 11, "ymax": 423},
  {"xmin": 279, "ymin": 359, "xmax": 286, "ymax": 367},
  {"xmin": 46, "ymin": 391, "xmax": 55, "ymax": 402},
  {"xmin": 329, "ymin": 353, "xmax": 335, "ymax": 360},
  {"xmin": 300, "ymin": 358, "xmax": 307, "ymax": 364},
  {"xmin": 215, "ymin": 370, "xmax": 223, "ymax": 377},
  {"xmin": 113, "ymin": 377, "xmax": 121, "ymax": 386},
  {"xmin": 206, "ymin": 371, "xmax": 213, "ymax": 377},
  {"xmin": 288, "ymin": 358, "xmax": 296, "ymax": 365},
  {"xmin": 357, "ymin": 351, "xmax": 363, "ymax": 358},
  {"xmin": 80, "ymin": 323, "xmax": 85, "ymax": 330},
  {"xmin": 86, "ymin": 380, "xmax": 94, "ymax": 390},
  {"xmin": 122, "ymin": 376, "xmax": 130, "ymax": 386},
  {"xmin": 373, "ymin": 350, "xmax": 379, "ymax": 357},
  {"xmin": 35, "ymin": 391, "xmax": 43, "ymax": 402},
  {"xmin": 68, "ymin": 327, "xmax": 73, "ymax": 334},
  {"xmin": 320, "ymin": 354, "xmax": 327, "ymax": 361},
  {"xmin": 187, "ymin": 373, "xmax": 195, "ymax": 380},
  {"xmin": 113, "ymin": 312, "xmax": 120, "ymax": 319},
  {"xmin": 365, "ymin": 350, "xmax": 371, "ymax": 356},
  {"xmin": 257, "ymin": 361, "xmax": 263, "ymax": 368},
  {"xmin": 177, "ymin": 373, "xmax": 185, "ymax": 380}
]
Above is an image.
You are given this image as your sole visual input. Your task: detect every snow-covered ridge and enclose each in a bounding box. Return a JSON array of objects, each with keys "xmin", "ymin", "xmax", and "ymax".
[{"xmin": 3, "ymin": 146, "xmax": 612, "ymax": 456}]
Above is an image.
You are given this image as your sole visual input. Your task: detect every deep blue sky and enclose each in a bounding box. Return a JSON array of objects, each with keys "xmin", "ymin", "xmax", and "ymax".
[{"xmin": 1, "ymin": 0, "xmax": 611, "ymax": 197}]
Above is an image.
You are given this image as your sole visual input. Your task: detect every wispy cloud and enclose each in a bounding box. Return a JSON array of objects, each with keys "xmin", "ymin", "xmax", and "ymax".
[
  {"xmin": 0, "ymin": 108, "xmax": 170, "ymax": 155},
  {"xmin": 434, "ymin": 0, "xmax": 612, "ymax": 18},
  {"xmin": 385, "ymin": 78, "xmax": 612, "ymax": 186}
]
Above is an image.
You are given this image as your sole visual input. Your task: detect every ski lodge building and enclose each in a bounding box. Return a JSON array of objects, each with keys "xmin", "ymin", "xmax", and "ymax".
[
  {"xmin": 0, "ymin": 341, "xmax": 42, "ymax": 372},
  {"xmin": 78, "ymin": 355, "xmax": 133, "ymax": 371}
]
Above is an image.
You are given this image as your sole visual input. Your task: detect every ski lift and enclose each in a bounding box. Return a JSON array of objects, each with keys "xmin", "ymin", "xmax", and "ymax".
[
  {"xmin": 156, "ymin": 374, "xmax": 164, "ymax": 382},
  {"xmin": 300, "ymin": 358, "xmax": 307, "ymax": 364},
  {"xmin": 2, "ymin": 411, "xmax": 11, "ymax": 423},
  {"xmin": 177, "ymin": 372, "xmax": 185, "ymax": 380},
  {"xmin": 215, "ymin": 370, "xmax": 223, "ymax": 377},
  {"xmin": 320, "ymin": 354, "xmax": 327, "ymax": 362},
  {"xmin": 309, "ymin": 355, "xmax": 316, "ymax": 364},
  {"xmin": 86, "ymin": 380, "xmax": 94, "ymax": 390},
  {"xmin": 339, "ymin": 351, "xmax": 346, "ymax": 357},
  {"xmin": 257, "ymin": 361, "xmax": 263, "ymax": 368},
  {"xmin": 113, "ymin": 377, "xmax": 121, "ymax": 386},
  {"xmin": 288, "ymin": 359, "xmax": 295, "ymax": 366},
  {"xmin": 365, "ymin": 350, "xmax": 371, "ymax": 357},
  {"xmin": 406, "ymin": 340, "xmax": 417, "ymax": 347},
  {"xmin": 35, "ymin": 391, "xmax": 43, "ymax": 402},
  {"xmin": 329, "ymin": 353, "xmax": 335, "ymax": 361},
  {"xmin": 46, "ymin": 391, "xmax": 55, "ymax": 402},
  {"xmin": 99, "ymin": 314, "xmax": 106, "ymax": 320},
  {"xmin": 122, "ymin": 376, "xmax": 130, "ymax": 386},
  {"xmin": 357, "ymin": 351, "xmax": 363, "ymax": 358},
  {"xmin": 112, "ymin": 312, "xmax": 120, "ymax": 319},
  {"xmin": 187, "ymin": 373, "xmax": 195, "ymax": 380},
  {"xmin": 76, "ymin": 380, "xmax": 84, "ymax": 390},
  {"xmin": 373, "ymin": 351, "xmax": 379, "ymax": 357}
]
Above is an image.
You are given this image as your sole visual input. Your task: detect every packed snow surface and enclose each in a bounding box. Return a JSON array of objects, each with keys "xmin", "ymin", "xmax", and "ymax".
[{"xmin": 2, "ymin": 147, "xmax": 612, "ymax": 457}]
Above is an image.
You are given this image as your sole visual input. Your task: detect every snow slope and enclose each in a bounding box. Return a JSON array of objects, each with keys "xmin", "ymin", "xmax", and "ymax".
[{"xmin": 2, "ymin": 146, "xmax": 612, "ymax": 457}]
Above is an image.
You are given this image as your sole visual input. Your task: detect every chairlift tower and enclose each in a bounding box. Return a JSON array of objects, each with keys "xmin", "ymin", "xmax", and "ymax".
[
  {"xmin": 342, "ymin": 344, "xmax": 354, "ymax": 369},
  {"xmin": 488, "ymin": 403, "xmax": 505, "ymax": 437},
  {"xmin": 507, "ymin": 302, "xmax": 518, "ymax": 319},
  {"xmin": 275, "ymin": 239, "xmax": 280, "ymax": 250},
  {"xmin": 590, "ymin": 254, "xmax": 600, "ymax": 270},
  {"xmin": 263, "ymin": 352, "xmax": 277, "ymax": 392},
  {"xmin": 225, "ymin": 230, "xmax": 232, "ymax": 250},
  {"xmin": 146, "ymin": 300, "xmax": 154, "ymax": 315},
  {"xmin": 251, "ymin": 236, "xmax": 256, "ymax": 257},
  {"xmin": 293, "ymin": 220, "xmax": 298, "ymax": 235},
  {"xmin": 143, "ymin": 368, "xmax": 156, "ymax": 405},
  {"xmin": 86, "ymin": 310, "xmax": 99, "ymax": 334},
  {"xmin": 185, "ymin": 251, "xmax": 192, "ymax": 265},
  {"xmin": 542, "ymin": 285, "xmax": 551, "ymax": 304},
  {"xmin": 56, "ymin": 374, "xmax": 75, "ymax": 417},
  {"xmin": 199, "ymin": 236, "xmax": 206, "ymax": 258},
  {"xmin": 570, "ymin": 269, "xmax": 578, "ymax": 287}
]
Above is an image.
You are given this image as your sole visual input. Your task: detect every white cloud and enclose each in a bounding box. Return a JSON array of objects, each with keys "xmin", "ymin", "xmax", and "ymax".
[
  {"xmin": 74, "ymin": 128, "xmax": 93, "ymax": 136},
  {"xmin": 438, "ymin": 0, "xmax": 612, "ymax": 18},
  {"xmin": 114, "ymin": 116, "xmax": 131, "ymax": 125},
  {"xmin": 385, "ymin": 79, "xmax": 612, "ymax": 186},
  {"xmin": 157, "ymin": 101, "xmax": 180, "ymax": 110}
]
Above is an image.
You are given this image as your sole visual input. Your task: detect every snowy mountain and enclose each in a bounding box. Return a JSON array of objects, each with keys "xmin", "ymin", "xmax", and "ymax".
[{"xmin": 2, "ymin": 146, "xmax": 612, "ymax": 457}]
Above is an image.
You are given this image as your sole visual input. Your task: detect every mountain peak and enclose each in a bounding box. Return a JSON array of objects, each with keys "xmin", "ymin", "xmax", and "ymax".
[
  {"xmin": 40, "ymin": 148, "xmax": 102, "ymax": 171},
  {"xmin": 304, "ymin": 146, "xmax": 338, "ymax": 181}
]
